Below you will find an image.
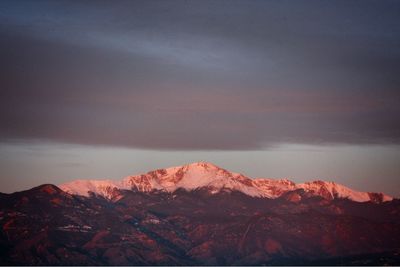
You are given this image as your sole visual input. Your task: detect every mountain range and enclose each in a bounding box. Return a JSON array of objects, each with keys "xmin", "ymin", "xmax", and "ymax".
[
  {"xmin": 60, "ymin": 162, "xmax": 392, "ymax": 203},
  {"xmin": 1, "ymin": 162, "xmax": 399, "ymax": 265}
]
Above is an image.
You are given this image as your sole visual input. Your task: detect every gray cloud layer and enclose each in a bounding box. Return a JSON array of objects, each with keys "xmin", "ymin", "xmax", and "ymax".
[{"xmin": 1, "ymin": 0, "xmax": 400, "ymax": 150}]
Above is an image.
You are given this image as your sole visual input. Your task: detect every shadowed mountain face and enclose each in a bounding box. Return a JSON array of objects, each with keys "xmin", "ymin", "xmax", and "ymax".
[{"xmin": 1, "ymin": 181, "xmax": 400, "ymax": 265}]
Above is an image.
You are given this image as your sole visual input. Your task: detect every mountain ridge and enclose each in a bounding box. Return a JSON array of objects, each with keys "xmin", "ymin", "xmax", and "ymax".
[
  {"xmin": 59, "ymin": 161, "xmax": 393, "ymax": 203},
  {"xmin": 1, "ymin": 165, "xmax": 400, "ymax": 265}
]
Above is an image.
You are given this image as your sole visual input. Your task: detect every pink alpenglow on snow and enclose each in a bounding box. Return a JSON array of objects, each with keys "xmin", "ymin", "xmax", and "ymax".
[{"xmin": 60, "ymin": 162, "xmax": 393, "ymax": 203}]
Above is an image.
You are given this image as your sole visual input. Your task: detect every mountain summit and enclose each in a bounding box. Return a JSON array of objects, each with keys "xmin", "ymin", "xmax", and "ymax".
[
  {"xmin": 2, "ymin": 162, "xmax": 400, "ymax": 265},
  {"xmin": 60, "ymin": 162, "xmax": 393, "ymax": 203}
]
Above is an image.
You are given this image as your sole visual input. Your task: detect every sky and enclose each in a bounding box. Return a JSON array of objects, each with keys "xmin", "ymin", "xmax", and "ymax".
[{"xmin": 0, "ymin": 0, "xmax": 399, "ymax": 196}]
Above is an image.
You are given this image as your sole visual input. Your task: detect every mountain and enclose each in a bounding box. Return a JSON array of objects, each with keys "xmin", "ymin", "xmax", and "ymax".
[
  {"xmin": 1, "ymin": 162, "xmax": 399, "ymax": 265},
  {"xmin": 1, "ymin": 183, "xmax": 400, "ymax": 265},
  {"xmin": 60, "ymin": 162, "xmax": 392, "ymax": 203}
]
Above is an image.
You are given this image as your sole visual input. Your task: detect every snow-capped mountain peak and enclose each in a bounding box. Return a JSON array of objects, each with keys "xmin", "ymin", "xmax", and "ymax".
[
  {"xmin": 59, "ymin": 162, "xmax": 393, "ymax": 203},
  {"xmin": 59, "ymin": 179, "xmax": 123, "ymax": 198},
  {"xmin": 121, "ymin": 161, "xmax": 260, "ymax": 196},
  {"xmin": 297, "ymin": 180, "xmax": 394, "ymax": 203}
]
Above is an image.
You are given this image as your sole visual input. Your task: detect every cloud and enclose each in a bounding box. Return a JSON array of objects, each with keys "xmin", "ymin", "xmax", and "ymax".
[{"xmin": 1, "ymin": 0, "xmax": 400, "ymax": 150}]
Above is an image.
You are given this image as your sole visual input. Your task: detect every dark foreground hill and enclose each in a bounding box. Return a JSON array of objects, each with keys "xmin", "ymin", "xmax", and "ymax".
[{"xmin": 1, "ymin": 184, "xmax": 400, "ymax": 265}]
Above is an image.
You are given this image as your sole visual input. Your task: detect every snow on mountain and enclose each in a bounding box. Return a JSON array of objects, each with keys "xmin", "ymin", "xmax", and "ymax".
[
  {"xmin": 297, "ymin": 180, "xmax": 370, "ymax": 202},
  {"xmin": 252, "ymin": 178, "xmax": 297, "ymax": 198},
  {"xmin": 121, "ymin": 162, "xmax": 263, "ymax": 197},
  {"xmin": 59, "ymin": 162, "xmax": 393, "ymax": 202},
  {"xmin": 59, "ymin": 179, "xmax": 127, "ymax": 199}
]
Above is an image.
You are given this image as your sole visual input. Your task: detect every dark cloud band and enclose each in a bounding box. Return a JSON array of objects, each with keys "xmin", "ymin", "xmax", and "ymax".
[{"xmin": 1, "ymin": 0, "xmax": 400, "ymax": 150}]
